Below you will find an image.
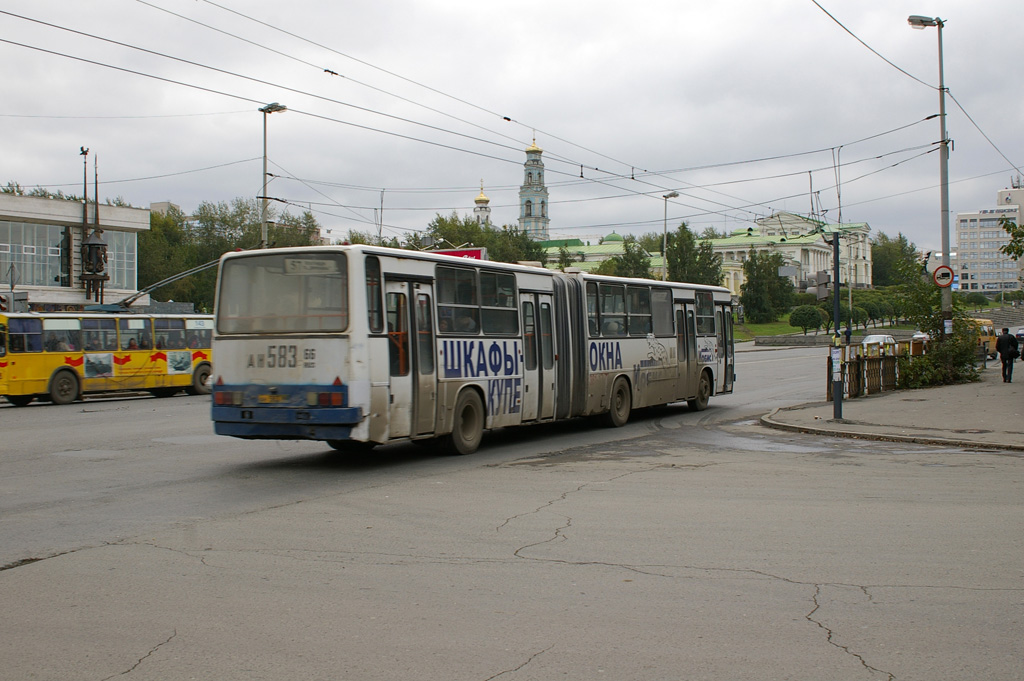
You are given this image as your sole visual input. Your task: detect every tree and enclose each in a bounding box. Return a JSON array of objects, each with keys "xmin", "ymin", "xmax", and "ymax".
[
  {"xmin": 789, "ymin": 305, "xmax": 823, "ymax": 334},
  {"xmin": 699, "ymin": 226, "xmax": 728, "ymax": 240},
  {"xmin": 665, "ymin": 222, "xmax": 724, "ymax": 286},
  {"xmin": 871, "ymin": 232, "xmax": 919, "ymax": 287},
  {"xmin": 740, "ymin": 249, "xmax": 794, "ymax": 323},
  {"xmin": 894, "ymin": 257, "xmax": 979, "ymax": 387},
  {"xmin": 999, "ymin": 217, "xmax": 1024, "ymax": 259},
  {"xmin": 604, "ymin": 236, "xmax": 651, "ymax": 279},
  {"xmin": 557, "ymin": 246, "xmax": 576, "ymax": 270},
  {"xmin": 424, "ymin": 212, "xmax": 546, "ymax": 265},
  {"xmin": 635, "ymin": 231, "xmax": 664, "ymax": 255},
  {"xmin": 139, "ymin": 197, "xmax": 321, "ymax": 311}
]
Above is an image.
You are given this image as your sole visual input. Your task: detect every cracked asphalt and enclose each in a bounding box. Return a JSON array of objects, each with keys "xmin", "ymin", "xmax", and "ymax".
[{"xmin": 1, "ymin": 347, "xmax": 1022, "ymax": 680}]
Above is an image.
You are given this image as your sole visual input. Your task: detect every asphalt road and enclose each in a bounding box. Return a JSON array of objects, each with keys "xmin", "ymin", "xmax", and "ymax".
[{"xmin": 1, "ymin": 347, "xmax": 1020, "ymax": 680}]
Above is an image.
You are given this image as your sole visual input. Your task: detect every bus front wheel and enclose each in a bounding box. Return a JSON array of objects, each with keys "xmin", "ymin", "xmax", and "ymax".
[
  {"xmin": 49, "ymin": 371, "xmax": 78, "ymax": 405},
  {"xmin": 605, "ymin": 376, "xmax": 632, "ymax": 427},
  {"xmin": 443, "ymin": 389, "xmax": 484, "ymax": 455},
  {"xmin": 687, "ymin": 371, "xmax": 711, "ymax": 411}
]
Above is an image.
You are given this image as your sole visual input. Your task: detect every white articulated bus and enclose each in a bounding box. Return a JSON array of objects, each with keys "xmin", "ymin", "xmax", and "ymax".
[{"xmin": 211, "ymin": 245, "xmax": 734, "ymax": 454}]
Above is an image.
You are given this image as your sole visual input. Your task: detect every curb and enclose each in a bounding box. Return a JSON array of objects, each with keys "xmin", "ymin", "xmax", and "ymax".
[{"xmin": 759, "ymin": 405, "xmax": 1024, "ymax": 452}]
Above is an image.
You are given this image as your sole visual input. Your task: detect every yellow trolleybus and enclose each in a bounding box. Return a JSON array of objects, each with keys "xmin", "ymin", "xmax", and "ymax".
[{"xmin": 0, "ymin": 311, "xmax": 213, "ymax": 406}]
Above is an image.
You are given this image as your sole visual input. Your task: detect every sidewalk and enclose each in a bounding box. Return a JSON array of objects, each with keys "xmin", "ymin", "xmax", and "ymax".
[{"xmin": 761, "ymin": 360, "xmax": 1024, "ymax": 451}]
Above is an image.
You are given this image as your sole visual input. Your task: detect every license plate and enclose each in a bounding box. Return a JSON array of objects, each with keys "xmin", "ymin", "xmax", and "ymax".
[{"xmin": 258, "ymin": 394, "xmax": 289, "ymax": 404}]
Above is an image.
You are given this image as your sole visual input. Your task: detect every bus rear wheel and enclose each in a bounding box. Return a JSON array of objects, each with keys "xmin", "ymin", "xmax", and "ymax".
[
  {"xmin": 6, "ymin": 395, "xmax": 33, "ymax": 407},
  {"xmin": 49, "ymin": 371, "xmax": 78, "ymax": 405},
  {"xmin": 604, "ymin": 376, "xmax": 632, "ymax": 427},
  {"xmin": 687, "ymin": 371, "xmax": 711, "ymax": 411},
  {"xmin": 443, "ymin": 389, "xmax": 484, "ymax": 455}
]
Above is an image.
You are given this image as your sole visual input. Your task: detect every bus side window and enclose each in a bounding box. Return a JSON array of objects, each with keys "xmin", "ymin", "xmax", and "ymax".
[
  {"xmin": 0, "ymin": 326, "xmax": 6, "ymax": 357},
  {"xmin": 387, "ymin": 292, "xmax": 409, "ymax": 376},
  {"xmin": 366, "ymin": 256, "xmax": 383, "ymax": 334},
  {"xmin": 522, "ymin": 301, "xmax": 537, "ymax": 370}
]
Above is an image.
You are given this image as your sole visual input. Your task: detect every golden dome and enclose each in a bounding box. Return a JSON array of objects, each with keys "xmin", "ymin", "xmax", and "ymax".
[
  {"xmin": 526, "ymin": 138, "xmax": 542, "ymax": 153},
  {"xmin": 475, "ymin": 181, "xmax": 489, "ymax": 204}
]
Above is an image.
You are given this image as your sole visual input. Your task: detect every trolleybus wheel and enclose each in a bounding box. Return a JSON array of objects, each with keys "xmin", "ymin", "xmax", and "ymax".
[
  {"xmin": 188, "ymin": 365, "xmax": 211, "ymax": 395},
  {"xmin": 49, "ymin": 371, "xmax": 78, "ymax": 405},
  {"xmin": 605, "ymin": 376, "xmax": 632, "ymax": 427},
  {"xmin": 5, "ymin": 395, "xmax": 34, "ymax": 407},
  {"xmin": 687, "ymin": 371, "xmax": 711, "ymax": 412},
  {"xmin": 443, "ymin": 389, "xmax": 484, "ymax": 455}
]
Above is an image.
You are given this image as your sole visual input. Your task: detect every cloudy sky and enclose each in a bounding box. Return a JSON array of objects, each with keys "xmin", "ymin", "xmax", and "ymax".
[{"xmin": 2, "ymin": 1, "xmax": 1021, "ymax": 252}]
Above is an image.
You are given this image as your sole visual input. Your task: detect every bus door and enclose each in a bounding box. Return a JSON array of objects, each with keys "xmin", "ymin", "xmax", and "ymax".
[
  {"xmin": 385, "ymin": 280, "xmax": 437, "ymax": 439},
  {"xmin": 675, "ymin": 304, "xmax": 696, "ymax": 401},
  {"xmin": 520, "ymin": 293, "xmax": 555, "ymax": 421},
  {"xmin": 718, "ymin": 306, "xmax": 734, "ymax": 394}
]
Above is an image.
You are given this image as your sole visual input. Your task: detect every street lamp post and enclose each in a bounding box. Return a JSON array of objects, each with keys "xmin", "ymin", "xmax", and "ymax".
[
  {"xmin": 909, "ymin": 15, "xmax": 952, "ymax": 331},
  {"xmin": 259, "ymin": 102, "xmax": 287, "ymax": 249},
  {"xmin": 662, "ymin": 191, "xmax": 679, "ymax": 281},
  {"xmin": 832, "ymin": 230, "xmax": 843, "ymax": 420}
]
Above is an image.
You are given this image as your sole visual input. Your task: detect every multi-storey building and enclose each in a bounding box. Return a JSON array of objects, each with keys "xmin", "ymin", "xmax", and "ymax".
[
  {"xmin": 0, "ymin": 193, "xmax": 150, "ymax": 310},
  {"xmin": 955, "ymin": 184, "xmax": 1024, "ymax": 292}
]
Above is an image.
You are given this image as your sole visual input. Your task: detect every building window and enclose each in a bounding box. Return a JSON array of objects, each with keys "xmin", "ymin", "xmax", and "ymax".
[{"xmin": 524, "ymin": 200, "xmax": 532, "ymax": 217}]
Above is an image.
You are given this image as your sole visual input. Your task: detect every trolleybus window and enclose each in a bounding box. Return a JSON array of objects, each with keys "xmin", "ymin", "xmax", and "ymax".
[
  {"xmin": 154, "ymin": 318, "xmax": 186, "ymax": 349},
  {"xmin": 119, "ymin": 317, "xmax": 152, "ymax": 350},
  {"xmin": 43, "ymin": 318, "xmax": 81, "ymax": 352},
  {"xmin": 82, "ymin": 318, "xmax": 117, "ymax": 351},
  {"xmin": 8, "ymin": 317, "xmax": 42, "ymax": 353},
  {"xmin": 218, "ymin": 253, "xmax": 348, "ymax": 334}
]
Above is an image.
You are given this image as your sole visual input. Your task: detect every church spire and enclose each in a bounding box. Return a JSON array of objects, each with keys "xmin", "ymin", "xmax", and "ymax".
[
  {"xmin": 518, "ymin": 140, "xmax": 549, "ymax": 240},
  {"xmin": 473, "ymin": 180, "xmax": 491, "ymax": 225}
]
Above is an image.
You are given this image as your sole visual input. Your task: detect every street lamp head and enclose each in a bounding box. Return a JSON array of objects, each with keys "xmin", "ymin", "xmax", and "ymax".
[
  {"xmin": 663, "ymin": 191, "xmax": 680, "ymax": 200},
  {"xmin": 908, "ymin": 15, "xmax": 939, "ymax": 29},
  {"xmin": 260, "ymin": 102, "xmax": 288, "ymax": 114}
]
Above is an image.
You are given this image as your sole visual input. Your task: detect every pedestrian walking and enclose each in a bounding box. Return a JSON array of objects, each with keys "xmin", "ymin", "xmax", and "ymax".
[{"xmin": 995, "ymin": 327, "xmax": 1019, "ymax": 383}]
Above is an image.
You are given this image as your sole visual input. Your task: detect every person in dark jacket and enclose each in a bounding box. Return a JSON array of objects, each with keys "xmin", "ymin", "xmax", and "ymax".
[{"xmin": 996, "ymin": 328, "xmax": 1019, "ymax": 383}]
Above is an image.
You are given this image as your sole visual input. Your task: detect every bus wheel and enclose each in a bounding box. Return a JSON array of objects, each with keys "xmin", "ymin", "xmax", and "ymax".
[
  {"xmin": 443, "ymin": 389, "xmax": 484, "ymax": 455},
  {"xmin": 49, "ymin": 371, "xmax": 78, "ymax": 406},
  {"xmin": 605, "ymin": 376, "xmax": 632, "ymax": 427},
  {"xmin": 6, "ymin": 395, "xmax": 33, "ymax": 407},
  {"xmin": 188, "ymin": 365, "xmax": 211, "ymax": 395},
  {"xmin": 687, "ymin": 371, "xmax": 711, "ymax": 412}
]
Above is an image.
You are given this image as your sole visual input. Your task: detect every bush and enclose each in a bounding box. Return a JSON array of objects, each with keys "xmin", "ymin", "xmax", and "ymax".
[
  {"xmin": 897, "ymin": 333, "xmax": 980, "ymax": 389},
  {"xmin": 789, "ymin": 305, "xmax": 823, "ymax": 334}
]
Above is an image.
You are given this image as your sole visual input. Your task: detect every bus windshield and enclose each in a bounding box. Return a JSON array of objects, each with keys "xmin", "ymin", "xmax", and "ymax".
[{"xmin": 218, "ymin": 252, "xmax": 349, "ymax": 334}]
